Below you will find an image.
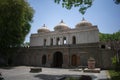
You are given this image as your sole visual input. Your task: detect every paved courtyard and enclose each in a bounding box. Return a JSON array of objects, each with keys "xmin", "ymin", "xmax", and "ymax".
[{"xmin": 0, "ymin": 66, "xmax": 110, "ymax": 80}]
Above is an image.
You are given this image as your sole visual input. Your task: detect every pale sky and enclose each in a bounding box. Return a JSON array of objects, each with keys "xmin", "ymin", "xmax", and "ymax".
[{"xmin": 25, "ymin": 0, "xmax": 120, "ymax": 42}]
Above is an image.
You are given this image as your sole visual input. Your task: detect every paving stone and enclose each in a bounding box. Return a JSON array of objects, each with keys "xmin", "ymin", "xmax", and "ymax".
[{"xmin": 0, "ymin": 66, "xmax": 110, "ymax": 80}]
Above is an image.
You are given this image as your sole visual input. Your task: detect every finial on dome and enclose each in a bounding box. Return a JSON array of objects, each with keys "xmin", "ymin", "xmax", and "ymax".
[
  {"xmin": 82, "ymin": 17, "xmax": 85, "ymax": 21},
  {"xmin": 43, "ymin": 24, "xmax": 46, "ymax": 27},
  {"xmin": 60, "ymin": 19, "xmax": 64, "ymax": 23}
]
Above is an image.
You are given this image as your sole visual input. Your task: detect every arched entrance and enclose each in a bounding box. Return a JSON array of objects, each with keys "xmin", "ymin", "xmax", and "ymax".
[
  {"xmin": 42, "ymin": 55, "xmax": 46, "ymax": 65},
  {"xmin": 53, "ymin": 52, "xmax": 63, "ymax": 68},
  {"xmin": 72, "ymin": 55, "xmax": 77, "ymax": 66}
]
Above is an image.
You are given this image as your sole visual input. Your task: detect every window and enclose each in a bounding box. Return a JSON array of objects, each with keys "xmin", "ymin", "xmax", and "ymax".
[
  {"xmin": 50, "ymin": 38, "xmax": 53, "ymax": 46},
  {"xmin": 44, "ymin": 39, "xmax": 46, "ymax": 46},
  {"xmin": 56, "ymin": 38, "xmax": 60, "ymax": 45},
  {"xmin": 72, "ymin": 36, "xmax": 76, "ymax": 44},
  {"xmin": 63, "ymin": 37, "xmax": 66, "ymax": 45},
  {"xmin": 101, "ymin": 44, "xmax": 105, "ymax": 49},
  {"xmin": 42, "ymin": 55, "xmax": 46, "ymax": 65}
]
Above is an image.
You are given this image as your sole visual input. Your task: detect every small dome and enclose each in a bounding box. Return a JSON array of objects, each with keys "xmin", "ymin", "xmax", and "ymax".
[
  {"xmin": 38, "ymin": 24, "xmax": 50, "ymax": 33},
  {"xmin": 54, "ymin": 20, "xmax": 70, "ymax": 31},
  {"xmin": 76, "ymin": 18, "xmax": 92, "ymax": 28}
]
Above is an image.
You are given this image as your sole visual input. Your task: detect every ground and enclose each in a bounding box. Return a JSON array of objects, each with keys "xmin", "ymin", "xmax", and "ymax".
[{"xmin": 0, "ymin": 66, "xmax": 110, "ymax": 80}]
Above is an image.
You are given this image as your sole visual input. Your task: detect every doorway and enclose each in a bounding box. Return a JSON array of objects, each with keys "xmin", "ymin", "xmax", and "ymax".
[
  {"xmin": 42, "ymin": 55, "xmax": 46, "ymax": 65},
  {"xmin": 53, "ymin": 52, "xmax": 63, "ymax": 68},
  {"xmin": 72, "ymin": 55, "xmax": 77, "ymax": 66}
]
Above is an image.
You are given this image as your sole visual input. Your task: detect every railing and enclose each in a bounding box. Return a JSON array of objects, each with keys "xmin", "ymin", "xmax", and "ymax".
[{"xmin": 29, "ymin": 43, "xmax": 99, "ymax": 49}]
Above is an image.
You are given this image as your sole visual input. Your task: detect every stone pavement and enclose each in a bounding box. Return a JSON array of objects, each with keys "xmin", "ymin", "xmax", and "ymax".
[{"xmin": 0, "ymin": 66, "xmax": 110, "ymax": 80}]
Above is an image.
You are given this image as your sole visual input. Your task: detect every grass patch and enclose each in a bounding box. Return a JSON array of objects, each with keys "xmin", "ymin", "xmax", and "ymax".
[{"xmin": 109, "ymin": 70, "xmax": 120, "ymax": 80}]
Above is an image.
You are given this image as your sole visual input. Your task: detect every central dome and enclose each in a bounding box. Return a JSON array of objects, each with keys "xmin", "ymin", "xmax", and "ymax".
[
  {"xmin": 76, "ymin": 18, "xmax": 92, "ymax": 28},
  {"xmin": 54, "ymin": 20, "xmax": 70, "ymax": 31}
]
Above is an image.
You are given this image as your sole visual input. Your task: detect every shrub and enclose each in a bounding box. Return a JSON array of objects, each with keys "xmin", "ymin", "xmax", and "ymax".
[{"xmin": 112, "ymin": 56, "xmax": 120, "ymax": 71}]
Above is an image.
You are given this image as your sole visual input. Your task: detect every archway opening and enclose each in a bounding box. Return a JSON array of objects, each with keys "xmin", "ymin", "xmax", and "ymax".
[
  {"xmin": 44, "ymin": 39, "xmax": 47, "ymax": 46},
  {"xmin": 53, "ymin": 52, "xmax": 63, "ymax": 68},
  {"xmin": 63, "ymin": 37, "xmax": 67, "ymax": 45},
  {"xmin": 50, "ymin": 38, "xmax": 53, "ymax": 46},
  {"xmin": 56, "ymin": 38, "xmax": 60, "ymax": 45},
  {"xmin": 42, "ymin": 55, "xmax": 46, "ymax": 65},
  {"xmin": 72, "ymin": 36, "xmax": 76, "ymax": 44},
  {"xmin": 101, "ymin": 44, "xmax": 106, "ymax": 49},
  {"xmin": 72, "ymin": 55, "xmax": 77, "ymax": 66}
]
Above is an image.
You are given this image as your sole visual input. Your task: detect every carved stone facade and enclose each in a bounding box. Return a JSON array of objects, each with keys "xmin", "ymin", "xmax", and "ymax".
[
  {"xmin": 14, "ymin": 19, "xmax": 114, "ymax": 69},
  {"xmin": 30, "ymin": 19, "xmax": 99, "ymax": 46}
]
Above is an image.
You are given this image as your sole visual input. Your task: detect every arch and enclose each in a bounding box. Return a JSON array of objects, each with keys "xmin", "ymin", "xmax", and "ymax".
[
  {"xmin": 71, "ymin": 55, "xmax": 77, "ymax": 66},
  {"xmin": 50, "ymin": 38, "xmax": 53, "ymax": 46},
  {"xmin": 101, "ymin": 44, "xmax": 105, "ymax": 49},
  {"xmin": 56, "ymin": 37, "xmax": 60, "ymax": 45},
  {"xmin": 63, "ymin": 37, "xmax": 67, "ymax": 45},
  {"xmin": 44, "ymin": 39, "xmax": 47, "ymax": 46},
  {"xmin": 42, "ymin": 55, "xmax": 46, "ymax": 65},
  {"xmin": 8, "ymin": 58, "xmax": 12, "ymax": 66},
  {"xmin": 53, "ymin": 52, "xmax": 63, "ymax": 68},
  {"xmin": 72, "ymin": 36, "xmax": 76, "ymax": 44}
]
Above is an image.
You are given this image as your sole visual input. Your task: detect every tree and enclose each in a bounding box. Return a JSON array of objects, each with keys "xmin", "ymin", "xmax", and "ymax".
[
  {"xmin": 54, "ymin": 0, "xmax": 120, "ymax": 15},
  {"xmin": 99, "ymin": 33, "xmax": 112, "ymax": 42},
  {"xmin": 99, "ymin": 31, "xmax": 120, "ymax": 71},
  {"xmin": 99, "ymin": 31, "xmax": 120, "ymax": 42},
  {"xmin": 54, "ymin": 0, "xmax": 94, "ymax": 15},
  {"xmin": 0, "ymin": 0, "xmax": 34, "ymax": 48},
  {"xmin": 0, "ymin": 0, "xmax": 34, "ymax": 65},
  {"xmin": 114, "ymin": 0, "xmax": 120, "ymax": 4}
]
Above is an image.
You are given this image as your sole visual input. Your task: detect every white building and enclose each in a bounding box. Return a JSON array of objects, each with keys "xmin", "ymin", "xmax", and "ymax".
[
  {"xmin": 30, "ymin": 18, "xmax": 99, "ymax": 47},
  {"xmin": 15, "ymin": 18, "xmax": 113, "ymax": 69}
]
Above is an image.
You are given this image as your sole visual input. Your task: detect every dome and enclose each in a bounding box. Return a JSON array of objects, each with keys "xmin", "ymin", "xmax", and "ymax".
[
  {"xmin": 54, "ymin": 20, "xmax": 70, "ymax": 31},
  {"xmin": 38, "ymin": 24, "xmax": 50, "ymax": 33},
  {"xmin": 76, "ymin": 18, "xmax": 92, "ymax": 28}
]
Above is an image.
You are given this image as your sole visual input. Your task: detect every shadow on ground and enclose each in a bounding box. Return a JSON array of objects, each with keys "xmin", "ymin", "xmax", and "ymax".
[{"xmin": 34, "ymin": 74, "xmax": 97, "ymax": 80}]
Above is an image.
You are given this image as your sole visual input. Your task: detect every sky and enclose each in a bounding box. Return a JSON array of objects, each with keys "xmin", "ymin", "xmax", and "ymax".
[{"xmin": 25, "ymin": 0, "xmax": 120, "ymax": 42}]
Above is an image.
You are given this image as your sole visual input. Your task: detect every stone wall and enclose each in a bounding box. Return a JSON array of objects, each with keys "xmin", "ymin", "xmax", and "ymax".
[{"xmin": 14, "ymin": 43, "xmax": 114, "ymax": 69}]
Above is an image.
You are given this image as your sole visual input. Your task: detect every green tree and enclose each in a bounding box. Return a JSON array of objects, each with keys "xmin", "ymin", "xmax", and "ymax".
[
  {"xmin": 54, "ymin": 0, "xmax": 94, "ymax": 15},
  {"xmin": 0, "ymin": 0, "xmax": 34, "ymax": 48},
  {"xmin": 54, "ymin": 0, "xmax": 120, "ymax": 15},
  {"xmin": 99, "ymin": 31, "xmax": 120, "ymax": 42},
  {"xmin": 99, "ymin": 31, "xmax": 120, "ymax": 71},
  {"xmin": 99, "ymin": 33, "xmax": 111, "ymax": 42},
  {"xmin": 0, "ymin": 0, "xmax": 34, "ymax": 65},
  {"xmin": 112, "ymin": 56, "xmax": 120, "ymax": 71},
  {"xmin": 114, "ymin": 0, "xmax": 120, "ymax": 4}
]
